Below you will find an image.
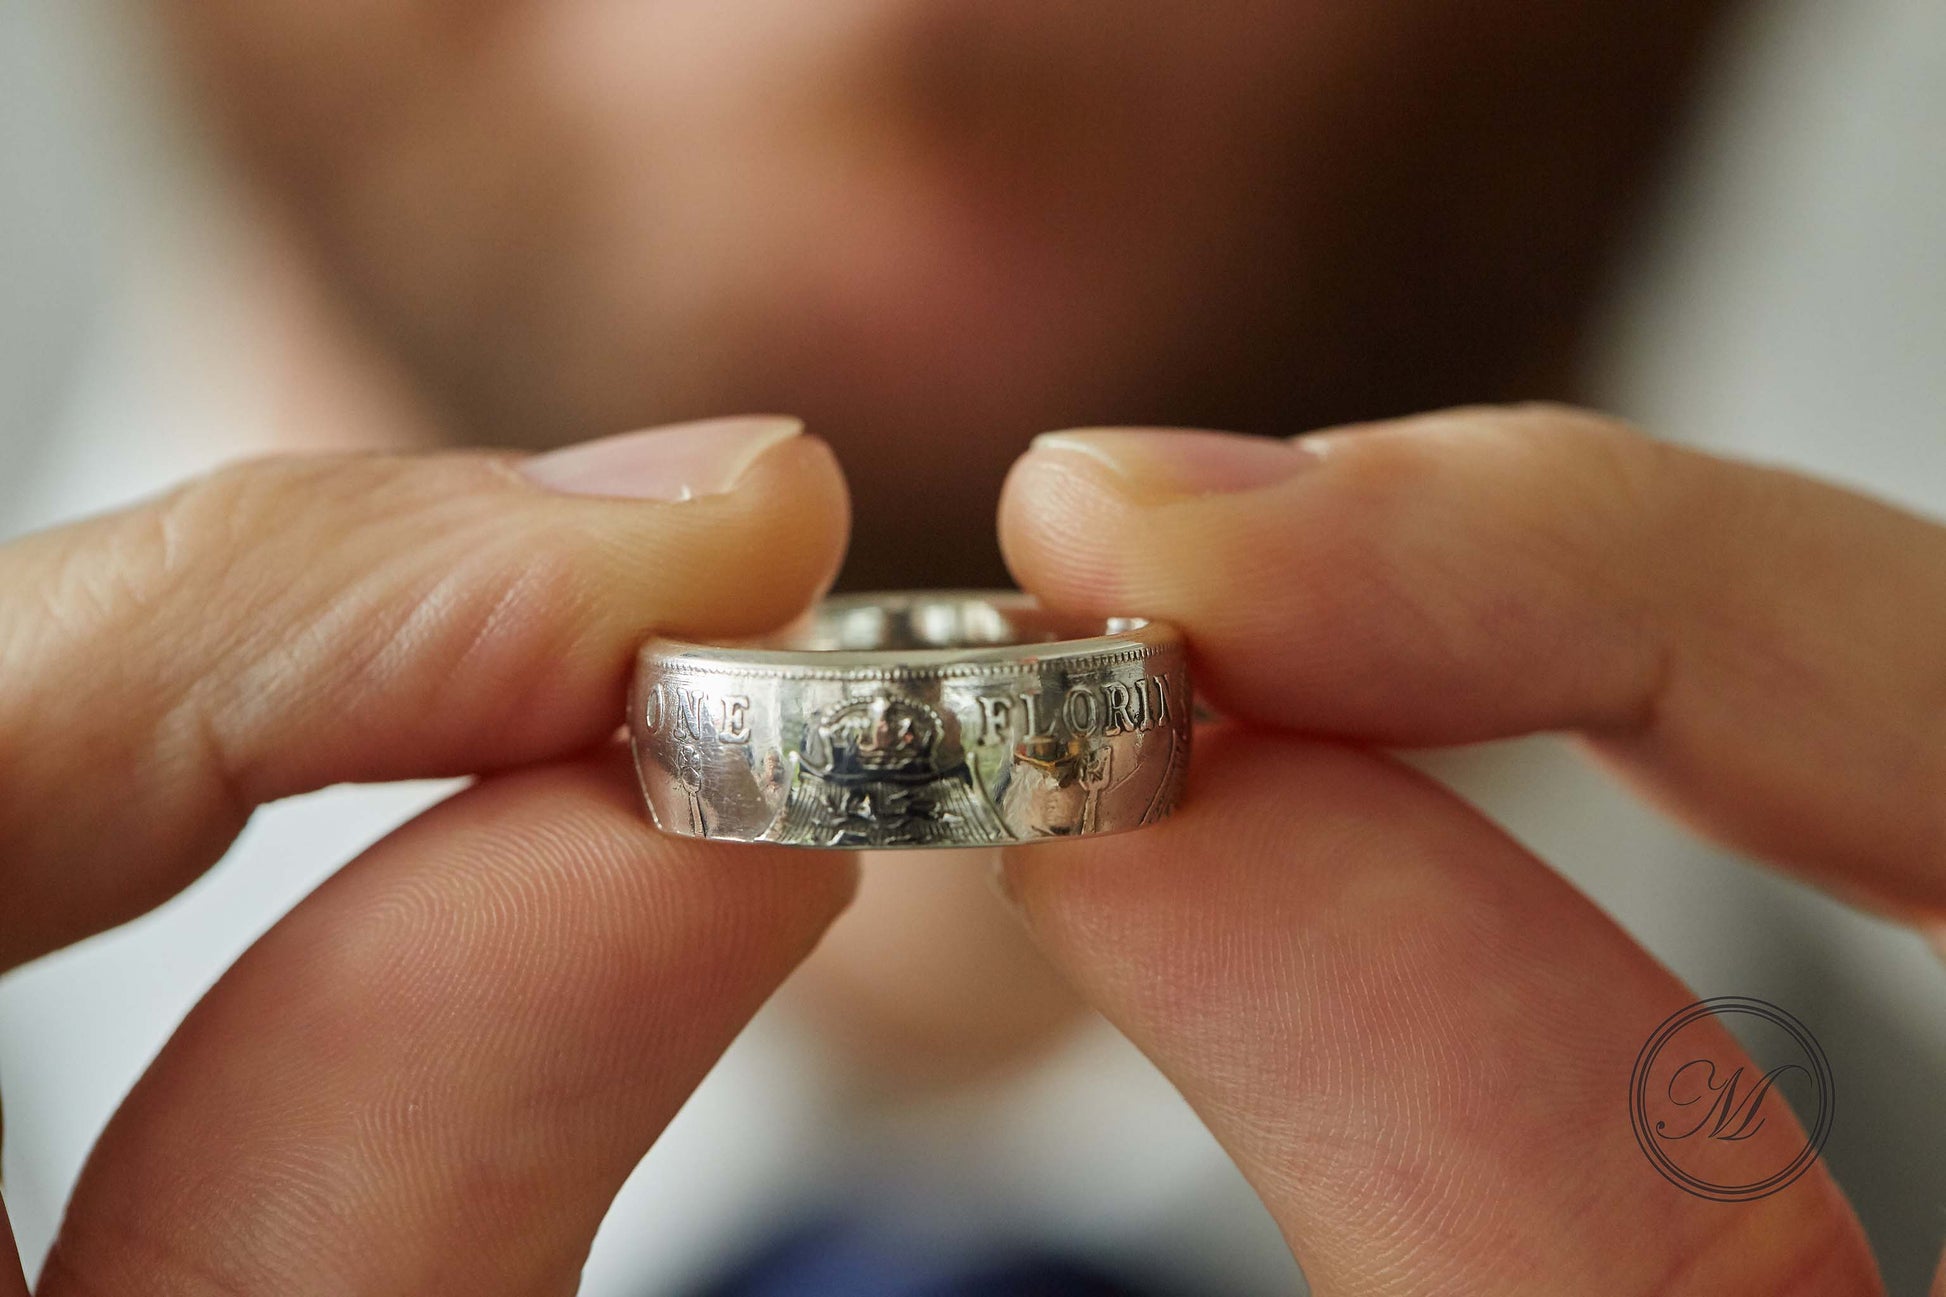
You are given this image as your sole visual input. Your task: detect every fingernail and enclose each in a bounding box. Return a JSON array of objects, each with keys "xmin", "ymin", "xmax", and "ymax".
[
  {"xmin": 1029, "ymin": 428, "xmax": 1316, "ymax": 499},
  {"xmin": 519, "ymin": 415, "xmax": 804, "ymax": 500}
]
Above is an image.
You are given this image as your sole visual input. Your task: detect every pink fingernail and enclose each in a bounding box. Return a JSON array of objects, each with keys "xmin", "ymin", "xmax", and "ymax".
[
  {"xmin": 1029, "ymin": 428, "xmax": 1316, "ymax": 498},
  {"xmin": 519, "ymin": 415, "xmax": 803, "ymax": 501}
]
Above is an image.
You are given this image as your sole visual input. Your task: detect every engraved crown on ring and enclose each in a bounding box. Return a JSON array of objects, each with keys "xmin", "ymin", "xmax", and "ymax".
[{"xmin": 798, "ymin": 694, "xmax": 946, "ymax": 784}]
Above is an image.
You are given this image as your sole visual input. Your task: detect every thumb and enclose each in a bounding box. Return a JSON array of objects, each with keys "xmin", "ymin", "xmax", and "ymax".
[{"xmin": 0, "ymin": 415, "xmax": 848, "ymax": 968}]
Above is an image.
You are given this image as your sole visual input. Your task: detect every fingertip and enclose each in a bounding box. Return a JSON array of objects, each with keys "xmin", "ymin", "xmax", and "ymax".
[
  {"xmin": 530, "ymin": 422, "xmax": 852, "ymax": 646},
  {"xmin": 997, "ymin": 436, "xmax": 1143, "ymax": 615},
  {"xmin": 685, "ymin": 426, "xmax": 853, "ymax": 627}
]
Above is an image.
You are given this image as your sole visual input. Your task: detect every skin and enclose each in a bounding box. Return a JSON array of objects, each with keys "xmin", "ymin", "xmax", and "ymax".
[
  {"xmin": 150, "ymin": 0, "xmax": 1735, "ymax": 586},
  {"xmin": 6, "ymin": 2, "xmax": 1941, "ymax": 1293},
  {"xmin": 131, "ymin": 0, "xmax": 1742, "ymax": 1102},
  {"xmin": 6, "ymin": 407, "xmax": 1940, "ymax": 1294}
]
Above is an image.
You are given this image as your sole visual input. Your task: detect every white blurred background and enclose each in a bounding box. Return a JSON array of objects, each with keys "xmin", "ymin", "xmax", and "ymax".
[{"xmin": 3, "ymin": 0, "xmax": 1944, "ymax": 1291}]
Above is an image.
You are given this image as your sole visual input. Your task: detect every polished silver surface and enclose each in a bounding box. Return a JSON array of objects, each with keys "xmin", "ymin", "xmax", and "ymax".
[{"xmin": 629, "ymin": 591, "xmax": 1190, "ymax": 849}]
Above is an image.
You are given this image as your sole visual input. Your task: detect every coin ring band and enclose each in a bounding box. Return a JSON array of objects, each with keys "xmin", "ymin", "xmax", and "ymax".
[{"xmin": 628, "ymin": 590, "xmax": 1191, "ymax": 849}]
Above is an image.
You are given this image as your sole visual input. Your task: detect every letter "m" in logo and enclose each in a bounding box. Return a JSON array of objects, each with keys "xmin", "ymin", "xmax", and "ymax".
[{"xmin": 1654, "ymin": 1060, "xmax": 1809, "ymax": 1143}]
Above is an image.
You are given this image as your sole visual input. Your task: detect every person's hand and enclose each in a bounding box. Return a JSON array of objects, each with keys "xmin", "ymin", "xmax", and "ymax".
[
  {"xmin": 996, "ymin": 404, "xmax": 1944, "ymax": 1295},
  {"xmin": 0, "ymin": 418, "xmax": 855, "ymax": 1295}
]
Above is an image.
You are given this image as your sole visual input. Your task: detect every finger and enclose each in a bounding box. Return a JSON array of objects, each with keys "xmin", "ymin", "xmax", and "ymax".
[
  {"xmin": 999, "ymin": 408, "xmax": 1946, "ymax": 915},
  {"xmin": 1001, "ymin": 727, "xmax": 1880, "ymax": 1296},
  {"xmin": 39, "ymin": 748, "xmax": 855, "ymax": 1297},
  {"xmin": 0, "ymin": 416, "xmax": 847, "ymax": 967},
  {"xmin": 0, "ymin": 1213, "xmax": 23, "ymax": 1297}
]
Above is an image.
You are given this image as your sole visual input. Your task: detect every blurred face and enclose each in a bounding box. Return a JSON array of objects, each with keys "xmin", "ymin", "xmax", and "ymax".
[{"xmin": 156, "ymin": 0, "xmax": 1729, "ymax": 584}]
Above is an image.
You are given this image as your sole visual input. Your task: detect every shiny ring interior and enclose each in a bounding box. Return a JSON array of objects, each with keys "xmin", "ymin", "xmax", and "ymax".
[
  {"xmin": 629, "ymin": 590, "xmax": 1191, "ymax": 850},
  {"xmin": 747, "ymin": 591, "xmax": 1153, "ymax": 654}
]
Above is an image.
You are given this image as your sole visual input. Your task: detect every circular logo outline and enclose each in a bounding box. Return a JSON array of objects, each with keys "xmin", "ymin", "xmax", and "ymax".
[{"xmin": 1629, "ymin": 996, "xmax": 1834, "ymax": 1202}]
